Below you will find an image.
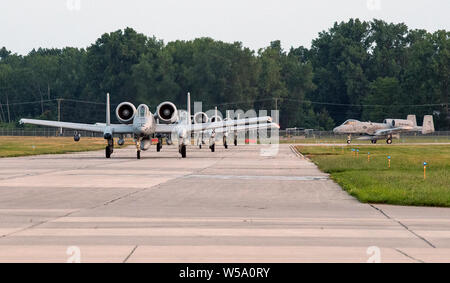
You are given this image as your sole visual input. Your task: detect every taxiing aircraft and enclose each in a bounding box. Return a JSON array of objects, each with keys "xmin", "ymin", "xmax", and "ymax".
[
  {"xmin": 333, "ymin": 115, "xmax": 435, "ymax": 144},
  {"xmin": 20, "ymin": 93, "xmax": 279, "ymax": 159}
]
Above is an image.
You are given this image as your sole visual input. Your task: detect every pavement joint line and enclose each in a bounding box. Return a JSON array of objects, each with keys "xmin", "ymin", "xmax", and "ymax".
[
  {"xmin": 395, "ymin": 248, "xmax": 425, "ymax": 263},
  {"xmin": 289, "ymin": 145, "xmax": 304, "ymax": 159},
  {"xmin": 123, "ymin": 245, "xmax": 138, "ymax": 263},
  {"xmin": 369, "ymin": 204, "xmax": 436, "ymax": 249},
  {"xmin": 184, "ymin": 174, "xmax": 329, "ymax": 181},
  {"xmin": 0, "ymin": 209, "xmax": 80, "ymax": 239}
]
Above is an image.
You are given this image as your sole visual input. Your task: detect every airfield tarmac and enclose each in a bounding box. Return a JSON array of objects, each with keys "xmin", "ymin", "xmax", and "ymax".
[{"xmin": 0, "ymin": 144, "xmax": 449, "ymax": 262}]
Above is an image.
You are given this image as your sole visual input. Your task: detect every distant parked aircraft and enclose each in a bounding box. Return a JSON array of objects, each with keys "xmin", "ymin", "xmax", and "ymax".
[{"xmin": 333, "ymin": 115, "xmax": 435, "ymax": 144}]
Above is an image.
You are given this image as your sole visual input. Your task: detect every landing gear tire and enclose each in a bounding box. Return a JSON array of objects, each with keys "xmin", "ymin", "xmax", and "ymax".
[
  {"xmin": 234, "ymin": 139, "xmax": 237, "ymax": 146},
  {"xmin": 199, "ymin": 144, "xmax": 202, "ymax": 149},
  {"xmin": 137, "ymin": 150, "xmax": 141, "ymax": 159},
  {"xmin": 180, "ymin": 145, "xmax": 186, "ymax": 158},
  {"xmin": 347, "ymin": 140, "xmax": 351, "ymax": 144},
  {"xmin": 105, "ymin": 146, "xmax": 112, "ymax": 158},
  {"xmin": 386, "ymin": 138, "xmax": 393, "ymax": 144},
  {"xmin": 210, "ymin": 144, "xmax": 215, "ymax": 152},
  {"xmin": 223, "ymin": 138, "xmax": 228, "ymax": 149},
  {"xmin": 371, "ymin": 140, "xmax": 377, "ymax": 144},
  {"xmin": 157, "ymin": 142, "xmax": 161, "ymax": 152}
]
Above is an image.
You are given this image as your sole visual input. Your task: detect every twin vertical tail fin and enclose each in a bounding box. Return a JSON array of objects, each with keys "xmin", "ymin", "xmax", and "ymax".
[
  {"xmin": 106, "ymin": 93, "xmax": 111, "ymax": 126},
  {"xmin": 422, "ymin": 115, "xmax": 435, "ymax": 134},
  {"xmin": 187, "ymin": 92, "xmax": 191, "ymax": 125},
  {"xmin": 407, "ymin": 115, "xmax": 417, "ymax": 127}
]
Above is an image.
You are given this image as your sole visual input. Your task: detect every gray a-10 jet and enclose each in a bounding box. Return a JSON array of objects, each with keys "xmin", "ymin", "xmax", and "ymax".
[
  {"xmin": 333, "ymin": 115, "xmax": 434, "ymax": 144},
  {"xmin": 20, "ymin": 93, "xmax": 279, "ymax": 159}
]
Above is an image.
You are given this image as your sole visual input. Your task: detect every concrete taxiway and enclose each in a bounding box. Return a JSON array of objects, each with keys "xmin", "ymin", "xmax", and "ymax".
[{"xmin": 0, "ymin": 144, "xmax": 449, "ymax": 262}]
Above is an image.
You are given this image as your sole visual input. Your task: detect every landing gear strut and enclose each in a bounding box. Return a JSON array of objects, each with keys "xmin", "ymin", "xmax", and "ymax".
[
  {"xmin": 135, "ymin": 138, "xmax": 141, "ymax": 159},
  {"xmin": 156, "ymin": 138, "xmax": 162, "ymax": 152},
  {"xmin": 105, "ymin": 138, "xmax": 114, "ymax": 158},
  {"xmin": 180, "ymin": 144, "xmax": 186, "ymax": 158},
  {"xmin": 347, "ymin": 135, "xmax": 352, "ymax": 144},
  {"xmin": 223, "ymin": 136, "xmax": 228, "ymax": 149}
]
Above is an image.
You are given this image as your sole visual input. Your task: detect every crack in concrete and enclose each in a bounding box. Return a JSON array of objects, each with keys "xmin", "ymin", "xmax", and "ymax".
[
  {"xmin": 123, "ymin": 245, "xmax": 138, "ymax": 263},
  {"xmin": 395, "ymin": 248, "xmax": 425, "ymax": 263},
  {"xmin": 370, "ymin": 204, "xmax": 436, "ymax": 249}
]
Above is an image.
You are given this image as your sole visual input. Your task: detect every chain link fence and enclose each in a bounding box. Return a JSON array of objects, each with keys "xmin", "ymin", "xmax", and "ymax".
[
  {"xmin": 279, "ymin": 129, "xmax": 450, "ymax": 143},
  {"xmin": 1, "ymin": 127, "xmax": 449, "ymax": 144}
]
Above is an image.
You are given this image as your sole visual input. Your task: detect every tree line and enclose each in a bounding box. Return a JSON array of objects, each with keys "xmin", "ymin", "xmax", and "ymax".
[{"xmin": 0, "ymin": 19, "xmax": 448, "ymax": 130}]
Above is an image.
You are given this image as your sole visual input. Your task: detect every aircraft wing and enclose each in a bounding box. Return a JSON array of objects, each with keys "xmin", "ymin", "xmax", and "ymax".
[
  {"xmin": 211, "ymin": 122, "xmax": 280, "ymax": 134},
  {"xmin": 154, "ymin": 116, "xmax": 273, "ymax": 134},
  {"xmin": 19, "ymin": 119, "xmax": 134, "ymax": 134},
  {"xmin": 374, "ymin": 127, "xmax": 413, "ymax": 136}
]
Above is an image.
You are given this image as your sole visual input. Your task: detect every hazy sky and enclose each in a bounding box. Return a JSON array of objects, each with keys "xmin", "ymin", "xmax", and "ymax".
[{"xmin": 1, "ymin": 0, "xmax": 449, "ymax": 55}]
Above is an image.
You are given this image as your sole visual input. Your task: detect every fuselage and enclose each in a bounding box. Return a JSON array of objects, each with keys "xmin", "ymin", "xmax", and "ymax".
[
  {"xmin": 133, "ymin": 104, "xmax": 156, "ymax": 137},
  {"xmin": 333, "ymin": 120, "xmax": 388, "ymax": 135}
]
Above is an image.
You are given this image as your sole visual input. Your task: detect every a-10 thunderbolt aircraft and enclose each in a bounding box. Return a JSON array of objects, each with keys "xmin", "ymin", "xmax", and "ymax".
[
  {"xmin": 20, "ymin": 93, "xmax": 279, "ymax": 159},
  {"xmin": 333, "ymin": 115, "xmax": 435, "ymax": 144}
]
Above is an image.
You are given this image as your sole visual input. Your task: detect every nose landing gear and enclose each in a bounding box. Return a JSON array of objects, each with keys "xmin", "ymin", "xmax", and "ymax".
[{"xmin": 135, "ymin": 138, "xmax": 141, "ymax": 159}]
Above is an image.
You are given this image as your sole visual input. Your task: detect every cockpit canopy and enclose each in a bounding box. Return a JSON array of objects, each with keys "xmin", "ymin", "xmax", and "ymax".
[
  {"xmin": 342, "ymin": 119, "xmax": 359, "ymax": 126},
  {"xmin": 137, "ymin": 104, "xmax": 150, "ymax": 118}
]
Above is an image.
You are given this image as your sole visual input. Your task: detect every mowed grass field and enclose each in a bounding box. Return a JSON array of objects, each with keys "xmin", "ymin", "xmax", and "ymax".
[
  {"xmin": 281, "ymin": 136, "xmax": 450, "ymax": 144},
  {"xmin": 296, "ymin": 145, "xmax": 450, "ymax": 207},
  {"xmin": 0, "ymin": 136, "xmax": 107, "ymax": 158}
]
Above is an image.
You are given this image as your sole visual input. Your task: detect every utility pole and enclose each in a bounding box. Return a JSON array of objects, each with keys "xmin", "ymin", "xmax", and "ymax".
[
  {"xmin": 57, "ymin": 98, "xmax": 63, "ymax": 135},
  {"xmin": 0, "ymin": 100, "xmax": 4, "ymax": 123},
  {"xmin": 6, "ymin": 93, "xmax": 10, "ymax": 123}
]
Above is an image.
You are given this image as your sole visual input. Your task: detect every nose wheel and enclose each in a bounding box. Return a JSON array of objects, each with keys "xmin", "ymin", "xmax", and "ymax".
[
  {"xmin": 210, "ymin": 143, "xmax": 215, "ymax": 152},
  {"xmin": 137, "ymin": 150, "xmax": 141, "ymax": 159}
]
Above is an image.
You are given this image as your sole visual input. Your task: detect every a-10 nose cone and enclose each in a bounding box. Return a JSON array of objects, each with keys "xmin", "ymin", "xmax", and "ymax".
[{"xmin": 333, "ymin": 126, "xmax": 340, "ymax": 133}]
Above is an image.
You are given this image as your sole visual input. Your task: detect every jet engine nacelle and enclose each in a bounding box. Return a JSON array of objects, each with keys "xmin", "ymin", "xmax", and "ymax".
[
  {"xmin": 384, "ymin": 119, "xmax": 413, "ymax": 128},
  {"xmin": 156, "ymin": 102, "xmax": 178, "ymax": 124},
  {"xmin": 116, "ymin": 102, "xmax": 136, "ymax": 124},
  {"xmin": 209, "ymin": 116, "xmax": 222, "ymax": 123},
  {"xmin": 193, "ymin": 112, "xmax": 209, "ymax": 124}
]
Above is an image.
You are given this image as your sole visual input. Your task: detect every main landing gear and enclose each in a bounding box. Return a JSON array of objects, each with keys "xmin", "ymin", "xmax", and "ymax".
[
  {"xmin": 105, "ymin": 138, "xmax": 114, "ymax": 158},
  {"xmin": 223, "ymin": 136, "xmax": 228, "ymax": 149},
  {"xmin": 210, "ymin": 143, "xmax": 215, "ymax": 152},
  {"xmin": 386, "ymin": 136, "xmax": 393, "ymax": 144},
  {"xmin": 347, "ymin": 135, "xmax": 352, "ymax": 144},
  {"xmin": 179, "ymin": 144, "xmax": 186, "ymax": 158},
  {"xmin": 371, "ymin": 140, "xmax": 377, "ymax": 144},
  {"xmin": 156, "ymin": 138, "xmax": 162, "ymax": 152}
]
